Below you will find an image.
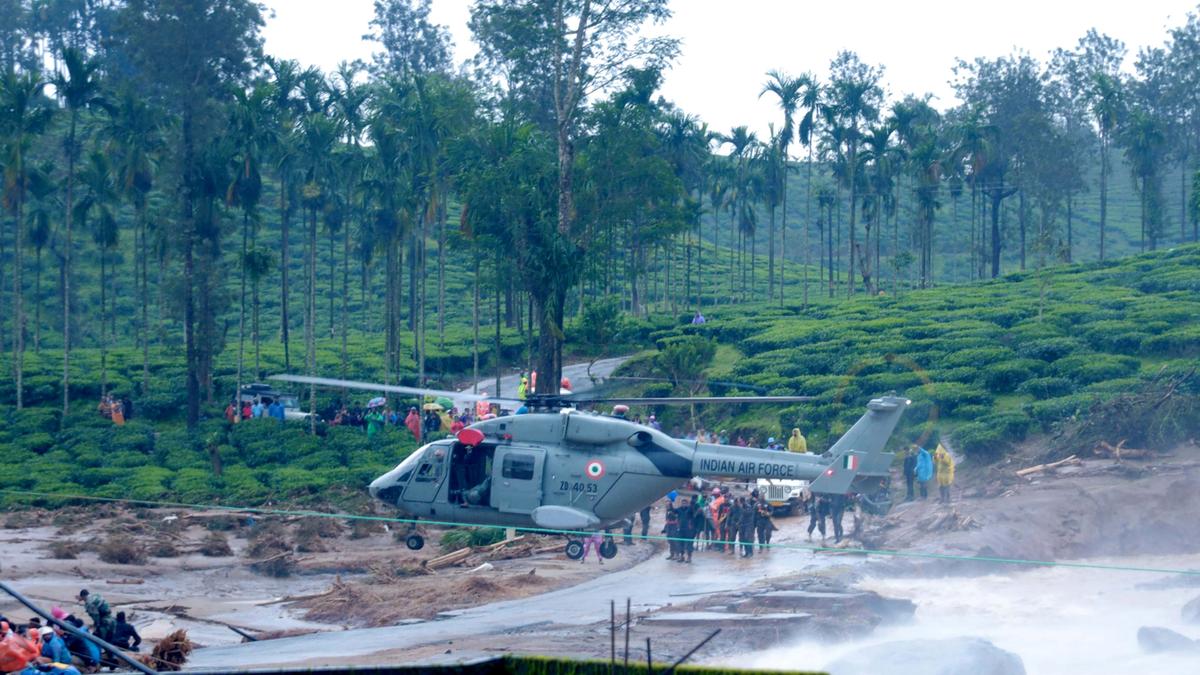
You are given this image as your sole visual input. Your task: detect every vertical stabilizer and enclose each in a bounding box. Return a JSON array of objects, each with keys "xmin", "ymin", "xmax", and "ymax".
[{"xmin": 808, "ymin": 395, "xmax": 909, "ymax": 496}]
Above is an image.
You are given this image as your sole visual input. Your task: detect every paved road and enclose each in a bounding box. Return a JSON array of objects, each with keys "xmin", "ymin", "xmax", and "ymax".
[
  {"xmin": 459, "ymin": 356, "xmax": 629, "ymax": 400},
  {"xmin": 187, "ymin": 525, "xmax": 860, "ymax": 670}
]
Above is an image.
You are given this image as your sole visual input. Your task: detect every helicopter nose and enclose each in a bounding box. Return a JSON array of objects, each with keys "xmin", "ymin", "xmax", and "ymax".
[{"xmin": 369, "ymin": 473, "xmax": 403, "ymax": 505}]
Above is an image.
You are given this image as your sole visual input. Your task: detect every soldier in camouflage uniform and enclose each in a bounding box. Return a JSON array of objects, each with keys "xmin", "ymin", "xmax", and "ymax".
[{"xmin": 78, "ymin": 589, "xmax": 115, "ymax": 642}]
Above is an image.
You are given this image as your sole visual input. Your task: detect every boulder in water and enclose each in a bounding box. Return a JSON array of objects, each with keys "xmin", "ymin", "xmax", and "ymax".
[
  {"xmin": 827, "ymin": 636, "xmax": 1025, "ymax": 675},
  {"xmin": 1137, "ymin": 626, "xmax": 1200, "ymax": 654},
  {"xmin": 1182, "ymin": 595, "xmax": 1200, "ymax": 624}
]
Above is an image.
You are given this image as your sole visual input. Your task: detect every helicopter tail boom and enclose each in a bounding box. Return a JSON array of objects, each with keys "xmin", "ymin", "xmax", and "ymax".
[{"xmin": 688, "ymin": 395, "xmax": 909, "ymax": 494}]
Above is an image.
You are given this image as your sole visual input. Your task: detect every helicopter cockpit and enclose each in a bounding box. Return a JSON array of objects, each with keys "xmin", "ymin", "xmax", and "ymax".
[{"xmin": 368, "ymin": 430, "xmax": 498, "ymax": 512}]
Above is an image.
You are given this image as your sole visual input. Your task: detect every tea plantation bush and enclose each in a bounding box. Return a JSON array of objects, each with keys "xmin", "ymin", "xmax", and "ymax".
[{"xmin": 632, "ymin": 245, "xmax": 1200, "ymax": 463}]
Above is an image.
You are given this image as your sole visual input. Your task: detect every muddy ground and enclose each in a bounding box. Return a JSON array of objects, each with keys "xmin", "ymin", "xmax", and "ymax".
[
  {"xmin": 0, "ymin": 507, "xmax": 654, "ymax": 649},
  {"xmin": 3, "ymin": 440, "xmax": 1198, "ymax": 672}
]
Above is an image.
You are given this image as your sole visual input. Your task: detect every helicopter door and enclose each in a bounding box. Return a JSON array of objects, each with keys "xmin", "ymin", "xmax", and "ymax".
[
  {"xmin": 403, "ymin": 445, "xmax": 448, "ymax": 503},
  {"xmin": 491, "ymin": 447, "xmax": 545, "ymax": 514}
]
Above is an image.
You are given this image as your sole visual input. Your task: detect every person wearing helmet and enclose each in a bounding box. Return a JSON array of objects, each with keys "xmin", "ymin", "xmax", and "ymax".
[
  {"xmin": 560, "ymin": 377, "xmax": 572, "ymax": 393},
  {"xmin": 38, "ymin": 626, "xmax": 70, "ymax": 666},
  {"xmin": 517, "ymin": 376, "xmax": 529, "ymax": 399},
  {"xmin": 611, "ymin": 405, "xmax": 629, "ymax": 419}
]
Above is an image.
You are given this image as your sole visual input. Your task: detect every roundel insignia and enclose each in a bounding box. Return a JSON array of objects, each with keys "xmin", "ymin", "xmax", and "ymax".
[{"xmin": 585, "ymin": 460, "xmax": 606, "ymax": 480}]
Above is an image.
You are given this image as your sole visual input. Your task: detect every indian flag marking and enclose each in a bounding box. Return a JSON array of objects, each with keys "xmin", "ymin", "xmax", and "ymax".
[
  {"xmin": 585, "ymin": 460, "xmax": 606, "ymax": 480},
  {"xmin": 843, "ymin": 454, "xmax": 859, "ymax": 470}
]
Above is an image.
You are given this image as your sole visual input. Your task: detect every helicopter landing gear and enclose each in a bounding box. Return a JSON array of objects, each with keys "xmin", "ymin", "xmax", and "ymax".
[
  {"xmin": 405, "ymin": 534, "xmax": 425, "ymax": 551},
  {"xmin": 565, "ymin": 540, "xmax": 585, "ymax": 560},
  {"xmin": 599, "ymin": 536, "xmax": 618, "ymax": 560}
]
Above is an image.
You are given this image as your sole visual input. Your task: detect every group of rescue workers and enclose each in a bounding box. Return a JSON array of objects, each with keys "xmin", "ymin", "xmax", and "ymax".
[
  {"xmin": 0, "ymin": 589, "xmax": 140, "ymax": 674},
  {"xmin": 902, "ymin": 443, "xmax": 956, "ymax": 503}
]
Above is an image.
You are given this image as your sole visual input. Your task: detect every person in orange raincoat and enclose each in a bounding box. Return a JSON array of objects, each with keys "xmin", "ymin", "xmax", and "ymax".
[{"xmin": 404, "ymin": 407, "xmax": 421, "ymax": 441}]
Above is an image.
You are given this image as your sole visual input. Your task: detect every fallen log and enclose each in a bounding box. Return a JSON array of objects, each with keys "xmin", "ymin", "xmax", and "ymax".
[
  {"xmin": 106, "ymin": 578, "xmax": 145, "ymax": 585},
  {"xmin": 423, "ymin": 547, "xmax": 473, "ymax": 570},
  {"xmin": 1016, "ymin": 455, "xmax": 1079, "ymax": 478},
  {"xmin": 533, "ymin": 543, "xmax": 565, "ymax": 555},
  {"xmin": 1095, "ymin": 441, "xmax": 1154, "ymax": 461},
  {"xmin": 482, "ymin": 535, "xmax": 525, "ymax": 552}
]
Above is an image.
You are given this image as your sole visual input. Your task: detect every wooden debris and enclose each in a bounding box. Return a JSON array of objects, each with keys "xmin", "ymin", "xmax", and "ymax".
[
  {"xmin": 533, "ymin": 543, "xmax": 566, "ymax": 555},
  {"xmin": 918, "ymin": 509, "xmax": 979, "ymax": 532},
  {"xmin": 146, "ymin": 629, "xmax": 193, "ymax": 671},
  {"xmin": 423, "ymin": 547, "xmax": 473, "ymax": 570},
  {"xmin": 1016, "ymin": 455, "xmax": 1080, "ymax": 478},
  {"xmin": 482, "ymin": 535, "xmax": 525, "ymax": 552},
  {"xmin": 1094, "ymin": 440, "xmax": 1154, "ymax": 461},
  {"xmin": 106, "ymin": 578, "xmax": 145, "ymax": 585}
]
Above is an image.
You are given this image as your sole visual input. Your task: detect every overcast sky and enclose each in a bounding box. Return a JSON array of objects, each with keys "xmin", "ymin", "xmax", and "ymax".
[{"xmin": 262, "ymin": 0, "xmax": 1197, "ymax": 135}]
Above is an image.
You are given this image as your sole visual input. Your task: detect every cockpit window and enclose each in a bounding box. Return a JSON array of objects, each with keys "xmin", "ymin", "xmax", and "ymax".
[{"xmin": 502, "ymin": 453, "xmax": 535, "ymax": 480}]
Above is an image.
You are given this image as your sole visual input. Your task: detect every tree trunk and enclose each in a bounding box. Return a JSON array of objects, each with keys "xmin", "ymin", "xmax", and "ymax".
[
  {"xmin": 12, "ymin": 168, "xmax": 24, "ymax": 410},
  {"xmin": 62, "ymin": 111, "xmax": 77, "ymax": 418},
  {"xmin": 780, "ymin": 165, "xmax": 787, "ymax": 307},
  {"xmin": 438, "ymin": 199, "xmax": 446, "ymax": 349},
  {"xmin": 307, "ymin": 206, "xmax": 317, "ymax": 434},
  {"xmin": 768, "ymin": 203, "xmax": 776, "ymax": 302},
  {"xmin": 139, "ymin": 202, "xmax": 149, "ymax": 394},
  {"xmin": 1066, "ymin": 194, "xmax": 1073, "ymax": 263},
  {"xmin": 279, "ymin": 175, "xmax": 291, "ymax": 371},
  {"xmin": 1018, "ymin": 190, "xmax": 1026, "ymax": 270},
  {"xmin": 34, "ymin": 246, "xmax": 41, "ymax": 354},
  {"xmin": 236, "ymin": 210, "xmax": 248, "ymax": 421},
  {"xmin": 847, "ymin": 142, "xmax": 858, "ymax": 297},
  {"xmin": 1099, "ymin": 134, "xmax": 1107, "ymax": 260},
  {"xmin": 990, "ymin": 189, "xmax": 1003, "ymax": 278},
  {"xmin": 473, "ymin": 256, "xmax": 480, "ymax": 393},
  {"xmin": 341, "ymin": 207, "xmax": 349, "ymax": 380}
]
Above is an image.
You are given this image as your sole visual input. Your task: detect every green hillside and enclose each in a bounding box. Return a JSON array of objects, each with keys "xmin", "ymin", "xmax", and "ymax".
[
  {"xmin": 622, "ymin": 243, "xmax": 1200, "ymax": 458},
  {"xmin": 1, "ymin": 244, "xmax": 1196, "ymax": 512}
]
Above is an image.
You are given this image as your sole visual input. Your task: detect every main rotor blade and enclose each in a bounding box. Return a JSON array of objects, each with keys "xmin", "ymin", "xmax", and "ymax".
[
  {"xmin": 269, "ymin": 374, "xmax": 522, "ymax": 406},
  {"xmin": 567, "ymin": 395, "xmax": 817, "ymax": 406}
]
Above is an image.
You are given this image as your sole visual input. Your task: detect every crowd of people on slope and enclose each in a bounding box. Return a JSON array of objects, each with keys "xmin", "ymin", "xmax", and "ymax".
[
  {"xmin": 901, "ymin": 443, "xmax": 956, "ymax": 503},
  {"xmin": 0, "ymin": 589, "xmax": 141, "ymax": 674}
]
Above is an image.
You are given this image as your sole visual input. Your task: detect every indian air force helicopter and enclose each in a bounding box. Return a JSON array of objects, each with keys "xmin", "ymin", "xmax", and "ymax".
[{"xmin": 273, "ymin": 375, "xmax": 910, "ymax": 560}]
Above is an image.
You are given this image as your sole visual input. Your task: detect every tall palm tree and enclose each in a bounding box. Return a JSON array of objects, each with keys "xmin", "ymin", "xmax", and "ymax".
[
  {"xmin": 267, "ymin": 56, "xmax": 302, "ymax": 371},
  {"xmin": 332, "ymin": 62, "xmax": 368, "ymax": 379},
  {"xmin": 0, "ymin": 69, "xmax": 53, "ymax": 409},
  {"xmin": 227, "ymin": 82, "xmax": 271, "ymax": 418},
  {"xmin": 828, "ymin": 79, "xmax": 877, "ymax": 296},
  {"xmin": 796, "ymin": 74, "xmax": 823, "ymax": 308},
  {"xmin": 858, "ymin": 123, "xmax": 899, "ymax": 294},
  {"xmin": 103, "ymin": 88, "xmax": 161, "ymax": 394},
  {"xmin": 760, "ymin": 70, "xmax": 803, "ymax": 303},
  {"xmin": 722, "ymin": 126, "xmax": 760, "ymax": 300},
  {"xmin": 300, "ymin": 107, "xmax": 337, "ymax": 433},
  {"xmin": 1090, "ymin": 73, "xmax": 1123, "ymax": 260},
  {"xmin": 73, "ymin": 150, "xmax": 119, "ymax": 396},
  {"xmin": 1120, "ymin": 105, "xmax": 1167, "ymax": 251},
  {"xmin": 52, "ymin": 46, "xmax": 103, "ymax": 416}
]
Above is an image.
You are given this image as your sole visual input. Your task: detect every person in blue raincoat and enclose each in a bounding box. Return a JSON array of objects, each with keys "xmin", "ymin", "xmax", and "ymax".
[{"xmin": 914, "ymin": 445, "xmax": 934, "ymax": 500}]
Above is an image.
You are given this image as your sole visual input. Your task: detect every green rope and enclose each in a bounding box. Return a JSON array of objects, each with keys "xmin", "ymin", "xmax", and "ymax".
[{"xmin": 2, "ymin": 488, "xmax": 1197, "ymax": 577}]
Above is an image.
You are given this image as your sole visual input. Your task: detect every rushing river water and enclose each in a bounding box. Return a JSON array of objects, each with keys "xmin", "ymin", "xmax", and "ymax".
[{"xmin": 748, "ymin": 553, "xmax": 1200, "ymax": 675}]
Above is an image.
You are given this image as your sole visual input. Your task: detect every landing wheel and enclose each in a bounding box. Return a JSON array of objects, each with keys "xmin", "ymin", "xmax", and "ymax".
[
  {"xmin": 565, "ymin": 540, "xmax": 585, "ymax": 560},
  {"xmin": 599, "ymin": 537, "xmax": 618, "ymax": 560},
  {"xmin": 405, "ymin": 534, "xmax": 425, "ymax": 551}
]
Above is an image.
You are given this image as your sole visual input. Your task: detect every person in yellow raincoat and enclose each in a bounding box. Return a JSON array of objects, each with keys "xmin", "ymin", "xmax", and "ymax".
[
  {"xmin": 517, "ymin": 376, "xmax": 528, "ymax": 399},
  {"xmin": 934, "ymin": 443, "xmax": 955, "ymax": 503},
  {"xmin": 787, "ymin": 428, "xmax": 807, "ymax": 453}
]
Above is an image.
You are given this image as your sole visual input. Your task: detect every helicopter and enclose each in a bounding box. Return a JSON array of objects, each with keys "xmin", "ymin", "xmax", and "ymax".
[{"xmin": 272, "ymin": 374, "xmax": 910, "ymax": 560}]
